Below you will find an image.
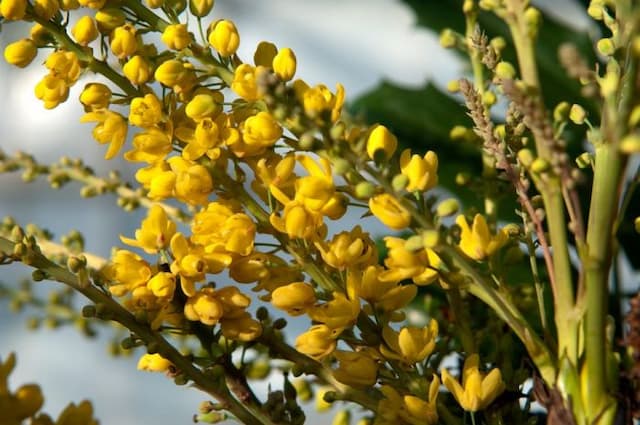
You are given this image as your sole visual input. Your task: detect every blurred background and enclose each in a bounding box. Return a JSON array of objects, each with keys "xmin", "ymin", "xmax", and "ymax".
[{"xmin": 0, "ymin": 0, "xmax": 593, "ymax": 423}]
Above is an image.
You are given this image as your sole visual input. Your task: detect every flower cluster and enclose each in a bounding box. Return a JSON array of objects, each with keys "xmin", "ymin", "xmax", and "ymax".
[{"xmin": 0, "ymin": 1, "xmax": 517, "ymax": 423}]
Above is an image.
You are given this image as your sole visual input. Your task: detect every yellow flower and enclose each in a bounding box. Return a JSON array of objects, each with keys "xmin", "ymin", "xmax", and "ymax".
[
  {"xmin": 380, "ymin": 320, "xmax": 438, "ymax": 364},
  {"xmin": 146, "ymin": 272, "xmax": 176, "ymax": 300},
  {"xmin": 400, "ymin": 149, "xmax": 438, "ymax": 192},
  {"xmin": 33, "ymin": 0, "xmax": 59, "ymax": 20},
  {"xmin": 54, "ymin": 400, "xmax": 98, "ymax": 425},
  {"xmin": 161, "ymin": 24, "xmax": 191, "ymax": 50},
  {"xmin": 78, "ymin": 0, "xmax": 106, "ymax": 7},
  {"xmin": 208, "ymin": 19, "xmax": 240, "ymax": 57},
  {"xmin": 45, "ymin": 50, "xmax": 81, "ymax": 84},
  {"xmin": 351, "ymin": 265, "xmax": 416, "ymax": 311},
  {"xmin": 154, "ymin": 59, "xmax": 193, "ymax": 88},
  {"xmin": 137, "ymin": 353, "xmax": 173, "ymax": 372},
  {"xmin": 381, "ymin": 236, "xmax": 440, "ymax": 285},
  {"xmin": 60, "ymin": 0, "xmax": 80, "ymax": 10},
  {"xmin": 4, "ymin": 39, "xmax": 37, "ymax": 68},
  {"xmin": 456, "ymin": 214, "xmax": 508, "ymax": 261},
  {"xmin": 95, "ymin": 8, "xmax": 126, "ymax": 34},
  {"xmin": 169, "ymin": 157, "xmax": 214, "ymax": 205},
  {"xmin": 71, "ymin": 16, "xmax": 99, "ymax": 46},
  {"xmin": 269, "ymin": 186, "xmax": 326, "ymax": 240},
  {"xmin": 271, "ymin": 282, "xmax": 316, "ymax": 316},
  {"xmin": 315, "ymin": 225, "xmax": 377, "ymax": 270},
  {"xmin": 242, "ymin": 111, "xmax": 282, "ymax": 147},
  {"xmin": 294, "ymin": 155, "xmax": 336, "ymax": 213},
  {"xmin": 190, "ymin": 0, "xmax": 214, "ymax": 17},
  {"xmin": 120, "ymin": 204, "xmax": 176, "ymax": 254},
  {"xmin": 170, "ymin": 233, "xmax": 231, "ymax": 296},
  {"xmin": 254, "ymin": 41, "xmax": 277, "ymax": 67},
  {"xmin": 333, "ymin": 351, "xmax": 378, "ymax": 387},
  {"xmin": 110, "ymin": 24, "xmax": 138, "ymax": 59},
  {"xmin": 301, "ymin": 83, "xmax": 345, "ymax": 122},
  {"xmin": 295, "ymin": 325, "xmax": 338, "ymax": 360},
  {"xmin": 190, "ymin": 201, "xmax": 256, "ymax": 256},
  {"xmin": 103, "ymin": 250, "xmax": 152, "ymax": 297},
  {"xmin": 309, "ymin": 278, "xmax": 360, "ymax": 330},
  {"xmin": 182, "ymin": 118, "xmax": 222, "ymax": 161},
  {"xmin": 34, "ymin": 74, "xmax": 69, "ymax": 109},
  {"xmin": 369, "ymin": 194, "xmax": 411, "ymax": 230},
  {"xmin": 184, "ymin": 287, "xmax": 224, "ymax": 325},
  {"xmin": 14, "ymin": 384, "xmax": 44, "ymax": 419},
  {"xmin": 79, "ymin": 83, "xmax": 111, "ymax": 111},
  {"xmin": 0, "ymin": 0, "xmax": 27, "ymax": 20},
  {"xmin": 129, "ymin": 93, "xmax": 163, "ymax": 128},
  {"xmin": 367, "ymin": 125, "xmax": 397, "ymax": 160},
  {"xmin": 231, "ymin": 63, "xmax": 267, "ymax": 101},
  {"xmin": 124, "ymin": 128, "xmax": 172, "ymax": 163},
  {"xmin": 401, "ymin": 377, "xmax": 440, "ymax": 425},
  {"xmin": 79, "ymin": 110, "xmax": 128, "ymax": 159},
  {"xmin": 123, "ymin": 55, "xmax": 152, "ymax": 85},
  {"xmin": 186, "ymin": 92, "xmax": 223, "ymax": 122},
  {"xmin": 441, "ymin": 354, "xmax": 506, "ymax": 412},
  {"xmin": 220, "ymin": 312, "xmax": 262, "ymax": 341},
  {"xmin": 273, "ymin": 47, "xmax": 297, "ymax": 81}
]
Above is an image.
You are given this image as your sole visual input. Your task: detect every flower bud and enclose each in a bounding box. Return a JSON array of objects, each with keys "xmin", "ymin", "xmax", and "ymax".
[
  {"xmin": 272, "ymin": 47, "xmax": 297, "ymax": 81},
  {"xmin": 553, "ymin": 101, "xmax": 571, "ymax": 122},
  {"xmin": 189, "ymin": 0, "xmax": 214, "ymax": 17},
  {"xmin": 162, "ymin": 24, "xmax": 191, "ymax": 51},
  {"xmin": 354, "ymin": 181, "xmax": 375, "ymax": 199},
  {"xmin": 123, "ymin": 55, "xmax": 152, "ymax": 85},
  {"xmin": 78, "ymin": 0, "xmax": 107, "ymax": 8},
  {"xmin": 0, "ymin": 0, "xmax": 27, "ymax": 20},
  {"xmin": 366, "ymin": 125, "xmax": 397, "ymax": 160},
  {"xmin": 436, "ymin": 198, "xmax": 459, "ymax": 217},
  {"xmin": 439, "ymin": 28, "xmax": 458, "ymax": 48},
  {"xmin": 569, "ymin": 104, "xmax": 586, "ymax": 125},
  {"xmin": 110, "ymin": 24, "xmax": 138, "ymax": 59},
  {"xmin": 208, "ymin": 19, "xmax": 240, "ymax": 57},
  {"xmin": 72, "ymin": 16, "xmax": 98, "ymax": 46},
  {"xmin": 575, "ymin": 152, "xmax": 593, "ymax": 168},
  {"xmin": 531, "ymin": 158, "xmax": 550, "ymax": 173},
  {"xmin": 495, "ymin": 61, "xmax": 516, "ymax": 79},
  {"xmin": 254, "ymin": 41, "xmax": 277, "ymax": 67},
  {"xmin": 79, "ymin": 83, "xmax": 111, "ymax": 110},
  {"xmin": 4, "ymin": 39, "xmax": 37, "ymax": 68},
  {"xmin": 597, "ymin": 38, "xmax": 615, "ymax": 56},
  {"xmin": 33, "ymin": 0, "xmax": 59, "ymax": 20},
  {"xmin": 95, "ymin": 8, "xmax": 126, "ymax": 33},
  {"xmin": 619, "ymin": 134, "xmax": 640, "ymax": 154},
  {"xmin": 35, "ymin": 75, "xmax": 69, "ymax": 109},
  {"xmin": 517, "ymin": 148, "xmax": 534, "ymax": 168},
  {"xmin": 369, "ymin": 194, "xmax": 410, "ymax": 230}
]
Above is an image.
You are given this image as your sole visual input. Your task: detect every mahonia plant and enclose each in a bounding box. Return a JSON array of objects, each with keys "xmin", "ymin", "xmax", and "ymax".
[{"xmin": 1, "ymin": 0, "xmax": 640, "ymax": 424}]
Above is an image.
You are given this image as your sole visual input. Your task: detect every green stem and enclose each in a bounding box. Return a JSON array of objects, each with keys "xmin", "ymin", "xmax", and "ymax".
[
  {"xmin": 447, "ymin": 287, "xmax": 476, "ymax": 354},
  {"xmin": 583, "ymin": 144, "xmax": 621, "ymax": 416}
]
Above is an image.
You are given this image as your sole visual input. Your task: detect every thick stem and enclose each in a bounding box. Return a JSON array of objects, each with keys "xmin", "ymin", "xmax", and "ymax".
[
  {"xmin": 505, "ymin": 0, "xmax": 577, "ymax": 365},
  {"xmin": 584, "ymin": 144, "xmax": 622, "ymax": 417}
]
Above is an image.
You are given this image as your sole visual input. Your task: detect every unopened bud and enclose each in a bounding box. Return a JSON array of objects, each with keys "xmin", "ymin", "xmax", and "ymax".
[
  {"xmin": 355, "ymin": 181, "xmax": 375, "ymax": 199},
  {"xmin": 436, "ymin": 198, "xmax": 459, "ymax": 217},
  {"xmin": 576, "ymin": 152, "xmax": 593, "ymax": 168},
  {"xmin": 569, "ymin": 104, "xmax": 587, "ymax": 125},
  {"xmin": 391, "ymin": 174, "xmax": 409, "ymax": 192},
  {"xmin": 495, "ymin": 61, "xmax": 516, "ymax": 79}
]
